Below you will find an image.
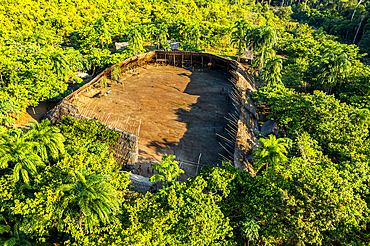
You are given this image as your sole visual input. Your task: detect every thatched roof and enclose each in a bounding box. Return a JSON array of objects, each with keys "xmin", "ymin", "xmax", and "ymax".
[
  {"xmin": 128, "ymin": 172, "xmax": 159, "ymax": 193},
  {"xmin": 167, "ymin": 40, "xmax": 181, "ymax": 50},
  {"xmin": 245, "ymin": 50, "xmax": 254, "ymax": 60},
  {"xmin": 115, "ymin": 42, "xmax": 130, "ymax": 51}
]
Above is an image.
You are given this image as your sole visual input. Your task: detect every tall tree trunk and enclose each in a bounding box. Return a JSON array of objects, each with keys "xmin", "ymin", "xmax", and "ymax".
[
  {"xmin": 259, "ymin": 46, "xmax": 265, "ymax": 75},
  {"xmin": 79, "ymin": 210, "xmax": 83, "ymax": 235},
  {"xmin": 351, "ymin": 0, "xmax": 362, "ymax": 22},
  {"xmin": 238, "ymin": 42, "xmax": 241, "ymax": 62},
  {"xmin": 353, "ymin": 17, "xmax": 364, "ymax": 44}
]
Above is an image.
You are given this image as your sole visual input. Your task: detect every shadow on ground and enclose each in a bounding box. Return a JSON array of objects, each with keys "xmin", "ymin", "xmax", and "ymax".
[{"xmin": 135, "ymin": 68, "xmax": 234, "ymax": 180}]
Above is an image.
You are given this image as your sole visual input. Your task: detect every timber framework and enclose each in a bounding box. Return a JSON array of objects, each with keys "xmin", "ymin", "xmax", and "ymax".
[{"xmin": 46, "ymin": 51, "xmax": 258, "ymax": 172}]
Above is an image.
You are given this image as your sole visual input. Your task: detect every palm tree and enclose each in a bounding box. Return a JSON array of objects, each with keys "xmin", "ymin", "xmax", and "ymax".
[
  {"xmin": 316, "ymin": 47, "xmax": 351, "ymax": 94},
  {"xmin": 0, "ymin": 222, "xmax": 33, "ymax": 246},
  {"xmin": 57, "ymin": 170, "xmax": 120, "ymax": 234},
  {"xmin": 0, "ymin": 99, "xmax": 21, "ymax": 127},
  {"xmin": 128, "ymin": 27, "xmax": 143, "ymax": 55},
  {"xmin": 240, "ymin": 217, "xmax": 261, "ymax": 246},
  {"xmin": 246, "ymin": 25, "xmax": 277, "ymax": 74},
  {"xmin": 350, "ymin": 108, "xmax": 370, "ymax": 127},
  {"xmin": 147, "ymin": 24, "xmax": 157, "ymax": 47},
  {"xmin": 351, "ymin": 0, "xmax": 363, "ymax": 22},
  {"xmin": 94, "ymin": 17, "xmax": 111, "ymax": 49},
  {"xmin": 252, "ymin": 135, "xmax": 289, "ymax": 173},
  {"xmin": 48, "ymin": 48, "xmax": 71, "ymax": 81},
  {"xmin": 231, "ymin": 19, "xmax": 250, "ymax": 62},
  {"xmin": 27, "ymin": 119, "xmax": 65, "ymax": 162},
  {"xmin": 149, "ymin": 154, "xmax": 184, "ymax": 185},
  {"xmin": 181, "ymin": 22, "xmax": 200, "ymax": 52},
  {"xmin": 0, "ymin": 129, "xmax": 43, "ymax": 184},
  {"xmin": 157, "ymin": 23, "xmax": 169, "ymax": 51},
  {"xmin": 0, "ymin": 214, "xmax": 10, "ymax": 235},
  {"xmin": 177, "ymin": 19, "xmax": 189, "ymax": 41},
  {"xmin": 261, "ymin": 55, "xmax": 283, "ymax": 86}
]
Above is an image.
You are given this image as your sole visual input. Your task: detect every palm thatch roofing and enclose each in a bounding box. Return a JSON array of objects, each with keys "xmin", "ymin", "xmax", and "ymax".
[{"xmin": 128, "ymin": 172, "xmax": 159, "ymax": 193}]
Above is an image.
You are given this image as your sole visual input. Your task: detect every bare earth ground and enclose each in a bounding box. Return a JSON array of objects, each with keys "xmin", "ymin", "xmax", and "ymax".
[
  {"xmin": 14, "ymin": 101, "xmax": 58, "ymax": 128},
  {"xmin": 75, "ymin": 65, "xmax": 233, "ymax": 180}
]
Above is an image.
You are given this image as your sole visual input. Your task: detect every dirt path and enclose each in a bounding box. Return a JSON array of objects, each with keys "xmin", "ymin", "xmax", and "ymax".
[{"xmin": 76, "ymin": 65, "xmax": 234, "ymax": 179}]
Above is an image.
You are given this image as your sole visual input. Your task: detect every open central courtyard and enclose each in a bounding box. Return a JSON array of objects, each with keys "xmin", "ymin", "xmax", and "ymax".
[{"xmin": 75, "ymin": 65, "xmax": 234, "ymax": 178}]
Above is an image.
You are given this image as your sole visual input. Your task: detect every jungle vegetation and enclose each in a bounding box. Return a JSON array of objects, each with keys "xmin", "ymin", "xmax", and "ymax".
[{"xmin": 0, "ymin": 0, "xmax": 370, "ymax": 245}]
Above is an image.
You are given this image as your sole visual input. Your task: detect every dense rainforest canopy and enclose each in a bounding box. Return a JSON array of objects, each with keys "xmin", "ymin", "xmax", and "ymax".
[{"xmin": 1, "ymin": 0, "xmax": 370, "ymax": 245}]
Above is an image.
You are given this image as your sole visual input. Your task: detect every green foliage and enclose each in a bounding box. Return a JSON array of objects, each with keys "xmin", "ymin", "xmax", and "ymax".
[
  {"xmin": 0, "ymin": 0, "xmax": 369, "ymax": 245},
  {"xmin": 291, "ymin": 2, "xmax": 370, "ymax": 55},
  {"xmin": 86, "ymin": 48, "xmax": 112, "ymax": 75},
  {"xmin": 239, "ymin": 217, "xmax": 261, "ymax": 244},
  {"xmin": 128, "ymin": 26, "xmax": 143, "ymax": 55},
  {"xmin": 57, "ymin": 170, "xmax": 120, "ymax": 234},
  {"xmin": 149, "ymin": 154, "xmax": 184, "ymax": 185},
  {"xmin": 0, "ymin": 43, "xmax": 70, "ymax": 108},
  {"xmin": 350, "ymin": 108, "xmax": 370, "ymax": 127},
  {"xmin": 245, "ymin": 79, "xmax": 370, "ymax": 244},
  {"xmin": 253, "ymin": 135, "xmax": 289, "ymax": 173},
  {"xmin": 278, "ymin": 23, "xmax": 370, "ymax": 101},
  {"xmin": 231, "ymin": 19, "xmax": 250, "ymax": 62},
  {"xmin": 0, "ymin": 128, "xmax": 43, "ymax": 184},
  {"xmin": 260, "ymin": 55, "xmax": 283, "ymax": 86},
  {"xmin": 0, "ymin": 119, "xmax": 64, "ymax": 184},
  {"xmin": 220, "ymin": 132, "xmax": 370, "ymax": 245},
  {"xmin": 27, "ymin": 119, "xmax": 65, "ymax": 162},
  {"xmin": 99, "ymin": 76, "xmax": 107, "ymax": 89},
  {"xmin": 57, "ymin": 116, "xmax": 120, "ymax": 148},
  {"xmin": 110, "ymin": 66, "xmax": 121, "ymax": 82},
  {"xmin": 0, "ymin": 116, "xmax": 129, "ymax": 245},
  {"xmin": 0, "ymin": 214, "xmax": 10, "ymax": 235},
  {"xmin": 256, "ymin": 85, "xmax": 369, "ymax": 159},
  {"xmin": 198, "ymin": 162, "xmax": 236, "ymax": 197},
  {"xmin": 0, "ymin": 222, "xmax": 33, "ymax": 246},
  {"xmin": 0, "ymin": 99, "xmax": 21, "ymax": 127},
  {"xmin": 93, "ymin": 17, "xmax": 111, "ymax": 49},
  {"xmin": 316, "ymin": 46, "xmax": 352, "ymax": 93},
  {"xmin": 246, "ymin": 25, "xmax": 278, "ymax": 73},
  {"xmin": 119, "ymin": 176, "xmax": 233, "ymax": 246}
]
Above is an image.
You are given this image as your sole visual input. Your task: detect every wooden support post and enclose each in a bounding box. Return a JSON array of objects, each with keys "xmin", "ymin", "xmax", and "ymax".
[
  {"xmin": 137, "ymin": 119, "xmax": 141, "ymax": 137},
  {"xmin": 201, "ymin": 56, "xmax": 203, "ymax": 71},
  {"xmin": 182, "ymin": 54, "xmax": 184, "ymax": 68},
  {"xmin": 191, "ymin": 55, "xmax": 193, "ymax": 71},
  {"xmin": 173, "ymin": 54, "xmax": 175, "ymax": 67},
  {"xmin": 196, "ymin": 153, "xmax": 202, "ymax": 176},
  {"xmin": 165, "ymin": 54, "xmax": 166, "ymax": 65}
]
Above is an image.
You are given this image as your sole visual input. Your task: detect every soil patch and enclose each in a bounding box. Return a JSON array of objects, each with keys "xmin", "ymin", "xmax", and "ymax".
[{"xmin": 75, "ymin": 65, "xmax": 233, "ymax": 180}]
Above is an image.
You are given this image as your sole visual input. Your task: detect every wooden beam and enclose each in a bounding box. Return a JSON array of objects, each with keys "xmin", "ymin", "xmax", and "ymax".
[{"xmin": 191, "ymin": 55, "xmax": 193, "ymax": 71}]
